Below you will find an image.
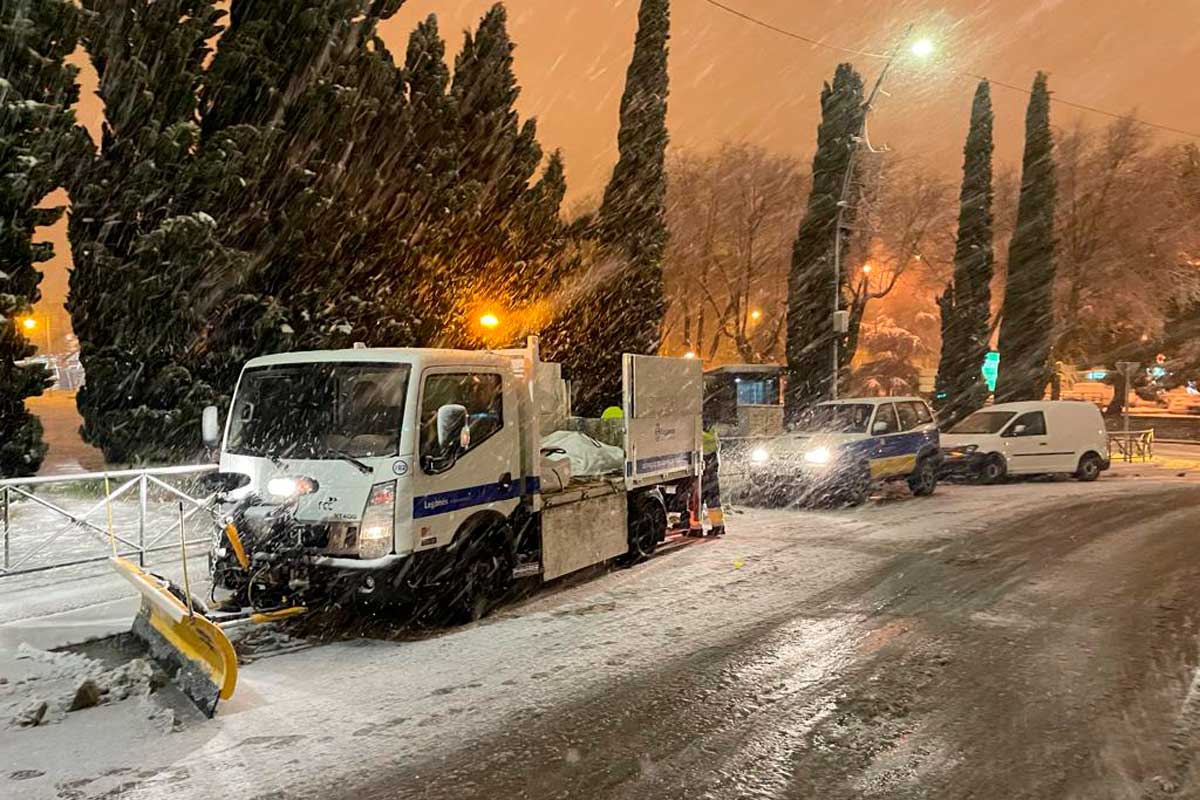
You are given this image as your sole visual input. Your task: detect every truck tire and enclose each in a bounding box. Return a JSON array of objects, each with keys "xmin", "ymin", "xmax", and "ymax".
[
  {"xmin": 453, "ymin": 522, "xmax": 515, "ymax": 623},
  {"xmin": 621, "ymin": 494, "xmax": 665, "ymax": 565},
  {"xmin": 978, "ymin": 454, "xmax": 1007, "ymax": 485},
  {"xmin": 907, "ymin": 457, "xmax": 938, "ymax": 497},
  {"xmin": 1075, "ymin": 452, "xmax": 1103, "ymax": 482}
]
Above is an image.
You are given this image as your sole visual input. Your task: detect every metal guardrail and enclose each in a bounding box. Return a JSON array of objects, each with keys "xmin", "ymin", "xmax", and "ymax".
[
  {"xmin": 1108, "ymin": 429, "xmax": 1154, "ymax": 463},
  {"xmin": 0, "ymin": 465, "xmax": 218, "ymax": 578}
]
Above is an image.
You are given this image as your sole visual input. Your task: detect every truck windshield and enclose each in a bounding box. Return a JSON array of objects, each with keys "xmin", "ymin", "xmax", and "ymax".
[
  {"xmin": 950, "ymin": 411, "xmax": 1017, "ymax": 435},
  {"xmin": 226, "ymin": 362, "xmax": 410, "ymax": 460},
  {"xmin": 795, "ymin": 403, "xmax": 873, "ymax": 434}
]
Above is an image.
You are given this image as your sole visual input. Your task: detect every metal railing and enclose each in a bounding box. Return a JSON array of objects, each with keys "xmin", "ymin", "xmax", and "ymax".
[
  {"xmin": 1108, "ymin": 429, "xmax": 1154, "ymax": 463},
  {"xmin": 0, "ymin": 465, "xmax": 217, "ymax": 578}
]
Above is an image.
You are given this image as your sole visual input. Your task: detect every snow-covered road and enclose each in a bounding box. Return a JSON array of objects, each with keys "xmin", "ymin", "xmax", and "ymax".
[{"xmin": 1, "ymin": 474, "xmax": 1197, "ymax": 799}]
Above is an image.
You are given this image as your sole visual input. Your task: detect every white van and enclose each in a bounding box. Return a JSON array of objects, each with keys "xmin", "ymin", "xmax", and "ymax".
[{"xmin": 940, "ymin": 401, "xmax": 1110, "ymax": 483}]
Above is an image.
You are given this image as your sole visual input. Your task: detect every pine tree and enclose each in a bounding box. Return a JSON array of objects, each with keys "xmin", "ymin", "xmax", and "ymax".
[
  {"xmin": 551, "ymin": 0, "xmax": 669, "ymax": 414},
  {"xmin": 69, "ymin": 0, "xmax": 234, "ymax": 462},
  {"xmin": 935, "ymin": 80, "xmax": 995, "ymax": 424},
  {"xmin": 996, "ymin": 72, "xmax": 1056, "ymax": 403},
  {"xmin": 784, "ymin": 63, "xmax": 865, "ymax": 420},
  {"xmin": 0, "ymin": 0, "xmax": 90, "ymax": 476}
]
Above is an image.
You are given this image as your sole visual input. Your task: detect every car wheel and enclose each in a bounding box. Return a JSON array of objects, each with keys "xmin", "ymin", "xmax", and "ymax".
[
  {"xmin": 907, "ymin": 457, "xmax": 938, "ymax": 497},
  {"xmin": 841, "ymin": 464, "xmax": 871, "ymax": 507},
  {"xmin": 978, "ymin": 454, "xmax": 1007, "ymax": 485},
  {"xmin": 1075, "ymin": 452, "xmax": 1102, "ymax": 482}
]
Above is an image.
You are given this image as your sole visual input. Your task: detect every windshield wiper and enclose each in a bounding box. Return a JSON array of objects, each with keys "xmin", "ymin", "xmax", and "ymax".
[{"xmin": 325, "ymin": 447, "xmax": 372, "ymax": 475}]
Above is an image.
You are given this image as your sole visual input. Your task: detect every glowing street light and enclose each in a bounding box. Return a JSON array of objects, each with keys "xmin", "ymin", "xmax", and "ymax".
[
  {"xmin": 910, "ymin": 37, "xmax": 935, "ymax": 59},
  {"xmin": 479, "ymin": 312, "xmax": 500, "ymax": 330},
  {"xmin": 21, "ymin": 317, "xmax": 36, "ymax": 331},
  {"xmin": 749, "ymin": 309, "xmax": 762, "ymax": 322},
  {"xmin": 861, "ymin": 264, "xmax": 873, "ymax": 275},
  {"xmin": 683, "ymin": 351, "xmax": 696, "ymax": 359}
]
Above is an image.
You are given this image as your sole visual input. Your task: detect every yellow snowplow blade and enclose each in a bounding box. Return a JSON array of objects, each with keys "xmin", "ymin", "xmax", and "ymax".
[{"xmin": 110, "ymin": 556, "xmax": 238, "ymax": 717}]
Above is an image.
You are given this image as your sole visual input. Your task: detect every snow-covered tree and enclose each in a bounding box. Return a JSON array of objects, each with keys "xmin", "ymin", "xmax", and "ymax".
[
  {"xmin": 549, "ymin": 0, "xmax": 670, "ymax": 414},
  {"xmin": 0, "ymin": 0, "xmax": 90, "ymax": 476},
  {"xmin": 935, "ymin": 80, "xmax": 995, "ymax": 424},
  {"xmin": 996, "ymin": 72, "xmax": 1057, "ymax": 402},
  {"xmin": 785, "ymin": 63, "xmax": 864, "ymax": 419}
]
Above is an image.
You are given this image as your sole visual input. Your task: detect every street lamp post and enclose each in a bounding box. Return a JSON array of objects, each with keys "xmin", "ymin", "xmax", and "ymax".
[{"xmin": 830, "ymin": 26, "xmax": 926, "ymax": 400}]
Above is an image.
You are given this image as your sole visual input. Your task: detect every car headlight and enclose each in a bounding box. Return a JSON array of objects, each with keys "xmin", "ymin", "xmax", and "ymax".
[
  {"xmin": 359, "ymin": 481, "xmax": 396, "ymax": 560},
  {"xmin": 266, "ymin": 476, "xmax": 319, "ymax": 498},
  {"xmin": 960, "ymin": 444, "xmax": 978, "ymax": 454},
  {"xmin": 804, "ymin": 447, "xmax": 831, "ymax": 465},
  {"xmin": 751, "ymin": 447, "xmax": 770, "ymax": 464}
]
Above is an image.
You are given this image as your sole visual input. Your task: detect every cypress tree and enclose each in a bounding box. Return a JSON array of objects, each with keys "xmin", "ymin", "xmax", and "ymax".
[
  {"xmin": 69, "ymin": 0, "xmax": 229, "ymax": 462},
  {"xmin": 996, "ymin": 72, "xmax": 1056, "ymax": 402},
  {"xmin": 935, "ymin": 80, "xmax": 995, "ymax": 423},
  {"xmin": 784, "ymin": 63, "xmax": 865, "ymax": 421},
  {"xmin": 0, "ymin": 0, "xmax": 90, "ymax": 476},
  {"xmin": 552, "ymin": 0, "xmax": 669, "ymax": 414}
]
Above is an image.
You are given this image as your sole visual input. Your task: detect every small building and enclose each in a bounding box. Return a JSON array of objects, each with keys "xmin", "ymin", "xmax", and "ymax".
[{"xmin": 703, "ymin": 364, "xmax": 785, "ymax": 438}]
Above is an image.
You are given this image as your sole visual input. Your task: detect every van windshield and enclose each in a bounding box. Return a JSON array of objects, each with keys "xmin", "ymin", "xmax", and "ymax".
[
  {"xmin": 227, "ymin": 362, "xmax": 410, "ymax": 459},
  {"xmin": 950, "ymin": 411, "xmax": 1017, "ymax": 435}
]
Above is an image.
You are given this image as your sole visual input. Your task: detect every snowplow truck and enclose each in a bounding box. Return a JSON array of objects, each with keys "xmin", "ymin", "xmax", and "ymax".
[{"xmin": 115, "ymin": 337, "xmax": 704, "ymax": 716}]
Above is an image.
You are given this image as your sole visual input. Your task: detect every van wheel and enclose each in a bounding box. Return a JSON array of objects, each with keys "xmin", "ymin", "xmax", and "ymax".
[
  {"xmin": 907, "ymin": 457, "xmax": 938, "ymax": 497},
  {"xmin": 621, "ymin": 495, "xmax": 665, "ymax": 565},
  {"xmin": 978, "ymin": 455, "xmax": 1007, "ymax": 485},
  {"xmin": 1076, "ymin": 452, "xmax": 1103, "ymax": 482},
  {"xmin": 454, "ymin": 524, "xmax": 514, "ymax": 623}
]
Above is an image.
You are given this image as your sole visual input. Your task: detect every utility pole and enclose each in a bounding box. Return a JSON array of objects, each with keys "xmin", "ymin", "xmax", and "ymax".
[{"xmin": 830, "ymin": 25, "xmax": 915, "ymax": 400}]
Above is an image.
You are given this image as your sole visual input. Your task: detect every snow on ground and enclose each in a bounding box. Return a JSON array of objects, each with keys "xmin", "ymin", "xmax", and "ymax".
[{"xmin": 1, "ymin": 473, "xmax": 1193, "ymax": 800}]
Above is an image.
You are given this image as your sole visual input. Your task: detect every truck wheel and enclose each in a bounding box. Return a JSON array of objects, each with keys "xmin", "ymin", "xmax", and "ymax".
[
  {"xmin": 621, "ymin": 495, "xmax": 665, "ymax": 565},
  {"xmin": 1075, "ymin": 452, "xmax": 1103, "ymax": 482},
  {"xmin": 907, "ymin": 457, "xmax": 938, "ymax": 497},
  {"xmin": 454, "ymin": 525, "xmax": 514, "ymax": 623},
  {"xmin": 978, "ymin": 455, "xmax": 1007, "ymax": 485}
]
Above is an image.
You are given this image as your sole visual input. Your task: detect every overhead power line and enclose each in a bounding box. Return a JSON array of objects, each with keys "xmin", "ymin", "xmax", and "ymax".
[{"xmin": 697, "ymin": 0, "xmax": 1200, "ymax": 141}]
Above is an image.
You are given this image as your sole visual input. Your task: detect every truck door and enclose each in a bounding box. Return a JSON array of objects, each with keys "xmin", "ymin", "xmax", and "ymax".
[{"xmin": 410, "ymin": 370, "xmax": 521, "ymax": 550}]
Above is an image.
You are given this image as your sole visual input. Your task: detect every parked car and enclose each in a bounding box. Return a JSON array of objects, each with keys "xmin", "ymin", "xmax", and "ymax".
[
  {"xmin": 743, "ymin": 397, "xmax": 941, "ymax": 506},
  {"xmin": 940, "ymin": 400, "xmax": 1110, "ymax": 483}
]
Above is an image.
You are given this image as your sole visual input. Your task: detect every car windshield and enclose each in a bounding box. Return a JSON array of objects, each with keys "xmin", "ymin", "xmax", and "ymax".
[
  {"xmin": 795, "ymin": 403, "xmax": 874, "ymax": 434},
  {"xmin": 226, "ymin": 362, "xmax": 410, "ymax": 459},
  {"xmin": 950, "ymin": 410, "xmax": 1018, "ymax": 435}
]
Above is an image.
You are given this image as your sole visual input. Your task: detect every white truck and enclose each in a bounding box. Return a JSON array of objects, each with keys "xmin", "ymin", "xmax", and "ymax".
[{"xmin": 199, "ymin": 336, "xmax": 704, "ymax": 621}]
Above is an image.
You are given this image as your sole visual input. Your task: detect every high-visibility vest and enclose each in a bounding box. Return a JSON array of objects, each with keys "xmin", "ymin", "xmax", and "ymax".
[{"xmin": 702, "ymin": 426, "xmax": 720, "ymax": 455}]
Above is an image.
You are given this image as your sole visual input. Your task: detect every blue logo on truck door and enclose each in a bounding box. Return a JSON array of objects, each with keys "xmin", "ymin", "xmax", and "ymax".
[{"xmin": 412, "ymin": 478, "xmax": 538, "ymax": 518}]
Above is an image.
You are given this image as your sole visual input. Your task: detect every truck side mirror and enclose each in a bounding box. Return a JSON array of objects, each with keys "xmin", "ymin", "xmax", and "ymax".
[
  {"xmin": 201, "ymin": 405, "xmax": 221, "ymax": 448},
  {"xmin": 437, "ymin": 404, "xmax": 468, "ymax": 450},
  {"xmin": 1013, "ymin": 424, "xmax": 1027, "ymax": 436},
  {"xmin": 872, "ymin": 421, "xmax": 890, "ymax": 435},
  {"xmin": 424, "ymin": 404, "xmax": 468, "ymax": 474}
]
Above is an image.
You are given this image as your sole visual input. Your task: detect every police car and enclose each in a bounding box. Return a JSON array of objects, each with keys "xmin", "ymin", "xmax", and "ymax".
[{"xmin": 744, "ymin": 397, "xmax": 941, "ymax": 506}]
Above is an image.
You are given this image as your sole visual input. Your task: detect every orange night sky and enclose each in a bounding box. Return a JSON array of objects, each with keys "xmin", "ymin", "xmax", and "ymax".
[{"xmin": 34, "ymin": 0, "xmax": 1200, "ymax": 345}]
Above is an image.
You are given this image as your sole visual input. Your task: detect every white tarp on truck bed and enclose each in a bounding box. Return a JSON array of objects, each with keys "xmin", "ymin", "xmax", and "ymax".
[{"xmin": 540, "ymin": 430, "xmax": 623, "ymax": 478}]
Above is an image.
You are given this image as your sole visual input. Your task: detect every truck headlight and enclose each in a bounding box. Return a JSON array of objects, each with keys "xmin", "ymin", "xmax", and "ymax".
[
  {"xmin": 751, "ymin": 447, "xmax": 770, "ymax": 464},
  {"xmin": 359, "ymin": 481, "xmax": 395, "ymax": 560},
  {"xmin": 804, "ymin": 447, "xmax": 831, "ymax": 465},
  {"xmin": 267, "ymin": 476, "xmax": 319, "ymax": 498}
]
